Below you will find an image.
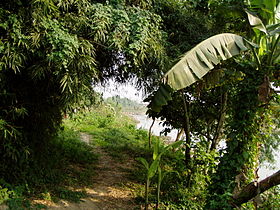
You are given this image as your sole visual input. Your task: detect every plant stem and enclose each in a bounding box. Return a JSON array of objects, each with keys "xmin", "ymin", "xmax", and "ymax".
[
  {"xmin": 156, "ymin": 169, "xmax": 161, "ymax": 209},
  {"xmin": 211, "ymin": 91, "xmax": 227, "ymax": 150},
  {"xmin": 252, "ymin": 47, "xmax": 261, "ymax": 70},
  {"xmin": 145, "ymin": 177, "xmax": 150, "ymax": 210}
]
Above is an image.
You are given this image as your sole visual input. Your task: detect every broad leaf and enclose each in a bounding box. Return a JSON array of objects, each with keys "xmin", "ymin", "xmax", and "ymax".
[
  {"xmin": 136, "ymin": 157, "xmax": 149, "ymax": 170},
  {"xmin": 163, "ymin": 33, "xmax": 250, "ymax": 90},
  {"xmin": 269, "ymin": 27, "xmax": 280, "ymax": 36},
  {"xmin": 275, "ymin": 2, "xmax": 280, "ymax": 20},
  {"xmin": 267, "ymin": 23, "xmax": 280, "ymax": 35},
  {"xmin": 163, "ymin": 140, "xmax": 183, "ymax": 154},
  {"xmin": 245, "ymin": 9, "xmax": 267, "ymax": 34},
  {"xmin": 148, "ymin": 158, "xmax": 160, "ymax": 178},
  {"xmin": 145, "ymin": 84, "xmax": 174, "ymax": 113}
]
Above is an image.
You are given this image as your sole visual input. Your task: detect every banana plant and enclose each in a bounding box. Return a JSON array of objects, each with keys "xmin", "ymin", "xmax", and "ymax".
[
  {"xmin": 146, "ymin": 33, "xmax": 254, "ymax": 114},
  {"xmin": 163, "ymin": 33, "xmax": 253, "ymax": 90},
  {"xmin": 156, "ymin": 166, "xmax": 169, "ymax": 209},
  {"xmin": 245, "ymin": 2, "xmax": 280, "ymax": 65},
  {"xmin": 137, "ymin": 139, "xmax": 183, "ymax": 210},
  {"xmin": 146, "ymin": 1, "xmax": 280, "ymax": 113}
]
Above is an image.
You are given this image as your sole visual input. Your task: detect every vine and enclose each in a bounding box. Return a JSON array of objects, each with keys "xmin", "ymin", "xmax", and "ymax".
[{"xmin": 206, "ymin": 62, "xmax": 266, "ymax": 209}]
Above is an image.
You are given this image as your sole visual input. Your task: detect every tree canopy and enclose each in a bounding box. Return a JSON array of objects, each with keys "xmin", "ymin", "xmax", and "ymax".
[
  {"xmin": 0, "ymin": 0, "xmax": 167, "ymax": 180},
  {"xmin": 0, "ymin": 0, "xmax": 279, "ymax": 209}
]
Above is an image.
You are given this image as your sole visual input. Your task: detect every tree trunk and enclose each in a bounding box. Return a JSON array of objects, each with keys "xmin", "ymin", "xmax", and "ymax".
[
  {"xmin": 232, "ymin": 170, "xmax": 280, "ymax": 206},
  {"xmin": 181, "ymin": 91, "xmax": 191, "ymax": 167}
]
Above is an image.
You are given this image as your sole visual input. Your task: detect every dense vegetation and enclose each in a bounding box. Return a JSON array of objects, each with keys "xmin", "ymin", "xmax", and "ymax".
[
  {"xmin": 0, "ymin": 105, "xmax": 149, "ymax": 208},
  {"xmin": 0, "ymin": 0, "xmax": 279, "ymax": 209}
]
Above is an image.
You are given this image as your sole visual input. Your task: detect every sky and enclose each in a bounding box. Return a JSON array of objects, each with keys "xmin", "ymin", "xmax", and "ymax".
[{"xmin": 95, "ymin": 79, "xmax": 144, "ymax": 103}]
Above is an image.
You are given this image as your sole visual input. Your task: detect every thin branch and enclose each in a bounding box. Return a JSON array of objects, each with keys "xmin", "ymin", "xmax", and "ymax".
[{"xmin": 148, "ymin": 119, "xmax": 155, "ymax": 149}]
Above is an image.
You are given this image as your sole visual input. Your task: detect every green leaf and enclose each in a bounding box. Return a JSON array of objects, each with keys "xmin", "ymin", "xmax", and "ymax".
[
  {"xmin": 136, "ymin": 157, "xmax": 149, "ymax": 170},
  {"xmin": 242, "ymin": 151, "xmax": 249, "ymax": 160},
  {"xmin": 158, "ymin": 85, "xmax": 173, "ymax": 101},
  {"xmin": 0, "ymin": 119, "xmax": 7, "ymax": 129},
  {"xmin": 146, "ymin": 84, "xmax": 174, "ymax": 113},
  {"xmin": 269, "ymin": 27, "xmax": 280, "ymax": 36},
  {"xmin": 267, "ymin": 23, "xmax": 280, "ymax": 32},
  {"xmin": 148, "ymin": 158, "xmax": 159, "ymax": 179},
  {"xmin": 163, "ymin": 140, "xmax": 183, "ymax": 154},
  {"xmin": 163, "ymin": 33, "xmax": 250, "ymax": 90},
  {"xmin": 153, "ymin": 138, "xmax": 159, "ymax": 160}
]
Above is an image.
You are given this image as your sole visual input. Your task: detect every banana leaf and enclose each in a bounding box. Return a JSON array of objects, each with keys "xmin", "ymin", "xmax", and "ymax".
[{"xmin": 163, "ymin": 33, "xmax": 251, "ymax": 90}]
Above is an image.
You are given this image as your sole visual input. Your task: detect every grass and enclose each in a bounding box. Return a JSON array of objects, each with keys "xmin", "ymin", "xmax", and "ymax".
[
  {"xmin": 0, "ymin": 122, "xmax": 98, "ymax": 209},
  {"xmin": 0, "ymin": 105, "xmax": 188, "ymax": 209},
  {"xmin": 0, "ymin": 105, "xmax": 154, "ymax": 209},
  {"xmin": 61, "ymin": 106, "xmax": 280, "ymax": 210},
  {"xmin": 64, "ymin": 107, "xmax": 153, "ymax": 161}
]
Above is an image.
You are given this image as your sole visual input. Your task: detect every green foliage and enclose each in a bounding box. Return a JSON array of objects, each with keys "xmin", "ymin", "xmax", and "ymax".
[
  {"xmin": 0, "ymin": 0, "xmax": 166, "ymax": 184},
  {"xmin": 0, "ymin": 182, "xmax": 41, "ymax": 209},
  {"xmin": 105, "ymin": 95, "xmax": 146, "ymax": 113},
  {"xmin": 0, "ymin": 120, "xmax": 98, "ymax": 207},
  {"xmin": 260, "ymin": 186, "xmax": 280, "ymax": 209},
  {"xmin": 207, "ymin": 62, "xmax": 265, "ymax": 209},
  {"xmin": 144, "ymin": 1, "xmax": 280, "ymax": 208},
  {"xmin": 153, "ymin": 0, "xmax": 213, "ymax": 61},
  {"xmin": 64, "ymin": 105, "xmax": 151, "ymax": 161},
  {"xmin": 207, "ymin": 4, "xmax": 280, "ymax": 208},
  {"xmin": 67, "ymin": 106, "xmax": 210, "ymax": 209},
  {"xmin": 53, "ymin": 127, "xmax": 98, "ymax": 164},
  {"xmin": 145, "ymin": 84, "xmax": 174, "ymax": 113},
  {"xmin": 0, "ymin": 185, "xmax": 12, "ymax": 205},
  {"xmin": 0, "ymin": 0, "xmax": 279, "ymax": 209},
  {"xmin": 137, "ymin": 139, "xmax": 168, "ymax": 209},
  {"xmin": 56, "ymin": 188, "xmax": 87, "ymax": 203}
]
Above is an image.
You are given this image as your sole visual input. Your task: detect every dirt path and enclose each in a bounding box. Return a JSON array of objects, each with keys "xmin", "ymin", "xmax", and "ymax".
[{"xmin": 47, "ymin": 133, "xmax": 138, "ymax": 210}]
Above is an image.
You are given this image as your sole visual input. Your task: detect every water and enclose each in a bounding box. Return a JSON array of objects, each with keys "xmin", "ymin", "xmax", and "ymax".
[
  {"xmin": 133, "ymin": 114, "xmax": 178, "ymax": 141},
  {"xmin": 133, "ymin": 113, "xmax": 279, "ymax": 180}
]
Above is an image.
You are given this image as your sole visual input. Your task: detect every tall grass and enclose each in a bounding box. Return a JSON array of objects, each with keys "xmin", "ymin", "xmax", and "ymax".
[{"xmin": 64, "ymin": 106, "xmax": 153, "ymax": 160}]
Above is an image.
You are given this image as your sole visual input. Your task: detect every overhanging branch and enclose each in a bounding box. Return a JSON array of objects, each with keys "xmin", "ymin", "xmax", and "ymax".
[{"xmin": 232, "ymin": 170, "xmax": 280, "ymax": 206}]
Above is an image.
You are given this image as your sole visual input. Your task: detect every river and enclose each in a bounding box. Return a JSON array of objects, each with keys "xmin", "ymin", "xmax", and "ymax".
[
  {"xmin": 133, "ymin": 113, "xmax": 279, "ymax": 180},
  {"xmin": 133, "ymin": 114, "xmax": 178, "ymax": 141}
]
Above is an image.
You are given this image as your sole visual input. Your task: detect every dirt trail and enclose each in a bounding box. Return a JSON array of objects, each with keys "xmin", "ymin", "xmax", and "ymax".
[{"xmin": 47, "ymin": 133, "xmax": 138, "ymax": 209}]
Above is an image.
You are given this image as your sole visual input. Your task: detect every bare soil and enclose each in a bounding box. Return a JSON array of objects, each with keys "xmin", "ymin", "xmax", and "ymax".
[{"xmin": 41, "ymin": 133, "xmax": 139, "ymax": 209}]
